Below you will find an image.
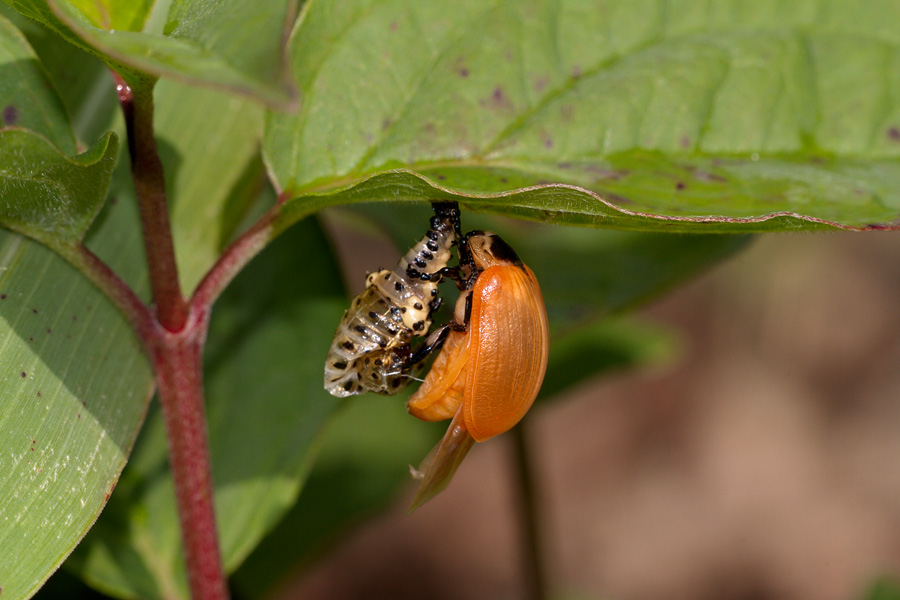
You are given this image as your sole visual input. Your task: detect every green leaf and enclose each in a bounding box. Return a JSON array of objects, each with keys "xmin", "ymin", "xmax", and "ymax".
[
  {"xmin": 0, "ymin": 130, "xmax": 118, "ymax": 246},
  {"xmin": 154, "ymin": 78, "xmax": 266, "ymax": 293},
  {"xmin": 232, "ymin": 393, "xmax": 441, "ymax": 598},
  {"xmin": 0, "ymin": 3, "xmax": 120, "ymax": 145},
  {"xmin": 4, "ymin": 0, "xmax": 297, "ymax": 107},
  {"xmin": 0, "ymin": 13, "xmax": 75, "ymax": 151},
  {"xmin": 0, "ymin": 191, "xmax": 153, "ymax": 597},
  {"xmin": 865, "ymin": 577, "xmax": 900, "ymax": 600},
  {"xmin": 68, "ymin": 216, "xmax": 347, "ymax": 600},
  {"xmin": 266, "ymin": 0, "xmax": 900, "ymax": 232}
]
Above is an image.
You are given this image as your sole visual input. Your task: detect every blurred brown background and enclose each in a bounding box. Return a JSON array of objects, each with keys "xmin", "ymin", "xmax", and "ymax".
[{"xmin": 277, "ymin": 231, "xmax": 900, "ymax": 600}]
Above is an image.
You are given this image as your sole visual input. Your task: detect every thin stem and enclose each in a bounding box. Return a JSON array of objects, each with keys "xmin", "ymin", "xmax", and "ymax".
[
  {"xmin": 150, "ymin": 309, "xmax": 227, "ymax": 600},
  {"xmin": 511, "ymin": 420, "xmax": 549, "ymax": 600},
  {"xmin": 63, "ymin": 242, "xmax": 156, "ymax": 344},
  {"xmin": 191, "ymin": 200, "xmax": 280, "ymax": 310},
  {"xmin": 115, "ymin": 73, "xmax": 188, "ymax": 331}
]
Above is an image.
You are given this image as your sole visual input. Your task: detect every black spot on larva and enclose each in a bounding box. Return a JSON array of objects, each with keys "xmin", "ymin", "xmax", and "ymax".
[
  {"xmin": 414, "ymin": 258, "xmax": 427, "ymax": 268},
  {"xmin": 343, "ymin": 381, "xmax": 354, "ymax": 391},
  {"xmin": 428, "ymin": 230, "xmax": 438, "ymax": 241},
  {"xmin": 387, "ymin": 325, "xmax": 398, "ymax": 334},
  {"xmin": 368, "ymin": 311, "xmax": 378, "ymax": 319},
  {"xmin": 383, "ymin": 272, "xmax": 391, "ymax": 280},
  {"xmin": 427, "ymin": 240, "xmax": 438, "ymax": 252},
  {"xmin": 413, "ymin": 302, "xmax": 423, "ymax": 310},
  {"xmin": 400, "ymin": 307, "xmax": 408, "ymax": 313},
  {"xmin": 372, "ymin": 373, "xmax": 380, "ymax": 380},
  {"xmin": 354, "ymin": 325, "xmax": 366, "ymax": 333},
  {"xmin": 392, "ymin": 379, "xmax": 402, "ymax": 388},
  {"xmin": 378, "ymin": 340, "xmax": 387, "ymax": 348},
  {"xmin": 391, "ymin": 307, "xmax": 402, "ymax": 317},
  {"xmin": 332, "ymin": 361, "xmax": 348, "ymax": 370},
  {"xmin": 2, "ymin": 105, "xmax": 18, "ymax": 125},
  {"xmin": 374, "ymin": 358, "xmax": 383, "ymax": 366},
  {"xmin": 413, "ymin": 321, "xmax": 425, "ymax": 331},
  {"xmin": 395, "ymin": 282, "xmax": 403, "ymax": 292},
  {"xmin": 421, "ymin": 251, "xmax": 433, "ymax": 260},
  {"xmin": 342, "ymin": 341, "xmax": 354, "ymax": 351}
]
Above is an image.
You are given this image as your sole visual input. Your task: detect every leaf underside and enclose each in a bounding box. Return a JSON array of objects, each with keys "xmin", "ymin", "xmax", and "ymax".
[{"xmin": 266, "ymin": 0, "xmax": 900, "ymax": 233}]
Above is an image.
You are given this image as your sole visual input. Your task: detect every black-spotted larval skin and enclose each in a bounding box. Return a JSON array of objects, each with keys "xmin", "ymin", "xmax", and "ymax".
[{"xmin": 324, "ymin": 204, "xmax": 459, "ymax": 397}]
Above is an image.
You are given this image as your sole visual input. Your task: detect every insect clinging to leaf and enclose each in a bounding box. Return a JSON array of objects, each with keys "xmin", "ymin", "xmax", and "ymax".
[
  {"xmin": 323, "ymin": 204, "xmax": 549, "ymax": 511},
  {"xmin": 406, "ymin": 230, "xmax": 550, "ymax": 511}
]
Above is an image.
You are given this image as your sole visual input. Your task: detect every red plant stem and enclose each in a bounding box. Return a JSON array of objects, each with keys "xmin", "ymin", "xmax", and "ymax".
[
  {"xmin": 191, "ymin": 200, "xmax": 280, "ymax": 310},
  {"xmin": 65, "ymin": 243, "xmax": 156, "ymax": 342},
  {"xmin": 149, "ymin": 306, "xmax": 228, "ymax": 600},
  {"xmin": 115, "ymin": 73, "xmax": 188, "ymax": 331},
  {"xmin": 111, "ymin": 70, "xmax": 228, "ymax": 599}
]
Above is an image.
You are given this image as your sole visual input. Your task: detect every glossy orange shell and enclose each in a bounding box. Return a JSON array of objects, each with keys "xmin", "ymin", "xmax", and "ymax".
[{"xmin": 408, "ymin": 263, "xmax": 549, "ymax": 442}]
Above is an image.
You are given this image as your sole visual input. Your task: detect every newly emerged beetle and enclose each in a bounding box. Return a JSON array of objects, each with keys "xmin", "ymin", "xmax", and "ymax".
[
  {"xmin": 406, "ymin": 230, "xmax": 550, "ymax": 510},
  {"xmin": 324, "ymin": 202, "xmax": 461, "ymax": 397}
]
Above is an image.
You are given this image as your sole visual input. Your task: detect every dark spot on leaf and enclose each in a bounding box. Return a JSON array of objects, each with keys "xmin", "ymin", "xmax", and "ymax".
[
  {"xmin": 499, "ymin": 177, "xmax": 508, "ymax": 183},
  {"xmin": 31, "ymin": 309, "xmax": 37, "ymax": 314},
  {"xmin": 2, "ymin": 105, "xmax": 18, "ymax": 125},
  {"xmin": 571, "ymin": 65, "xmax": 582, "ymax": 78},
  {"xmin": 382, "ymin": 118, "xmax": 393, "ymax": 131},
  {"xmin": 543, "ymin": 136, "xmax": 553, "ymax": 149},
  {"xmin": 888, "ymin": 126, "xmax": 900, "ymax": 141},
  {"xmin": 437, "ymin": 174, "xmax": 446, "ymax": 181},
  {"xmin": 77, "ymin": 413, "xmax": 81, "ymax": 419},
  {"xmin": 680, "ymin": 135, "xmax": 692, "ymax": 149},
  {"xmin": 389, "ymin": 20, "xmax": 398, "ymax": 31},
  {"xmin": 676, "ymin": 181, "xmax": 686, "ymax": 190},
  {"xmin": 691, "ymin": 168, "xmax": 727, "ymax": 183},
  {"xmin": 0, "ymin": 293, "xmax": 6, "ymax": 299},
  {"xmin": 459, "ymin": 67, "xmax": 469, "ymax": 77},
  {"xmin": 28, "ymin": 337, "xmax": 33, "ymax": 342},
  {"xmin": 47, "ymin": 328, "xmax": 51, "ymax": 334},
  {"xmin": 558, "ymin": 162, "xmax": 572, "ymax": 169},
  {"xmin": 104, "ymin": 493, "xmax": 110, "ymax": 501},
  {"xmin": 534, "ymin": 76, "xmax": 548, "ymax": 92},
  {"xmin": 21, "ymin": 372, "xmax": 26, "ymax": 378}
]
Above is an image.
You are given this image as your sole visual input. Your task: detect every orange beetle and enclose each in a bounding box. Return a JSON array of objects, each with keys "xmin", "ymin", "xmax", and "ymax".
[{"xmin": 407, "ymin": 231, "xmax": 549, "ymax": 510}]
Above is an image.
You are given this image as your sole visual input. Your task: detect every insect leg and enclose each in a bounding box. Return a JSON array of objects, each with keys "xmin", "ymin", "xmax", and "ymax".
[{"xmin": 404, "ymin": 324, "xmax": 451, "ymax": 368}]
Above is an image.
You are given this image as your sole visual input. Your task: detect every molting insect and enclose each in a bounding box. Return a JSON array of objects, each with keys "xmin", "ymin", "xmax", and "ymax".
[
  {"xmin": 324, "ymin": 202, "xmax": 461, "ymax": 397},
  {"xmin": 406, "ymin": 230, "xmax": 550, "ymax": 510}
]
